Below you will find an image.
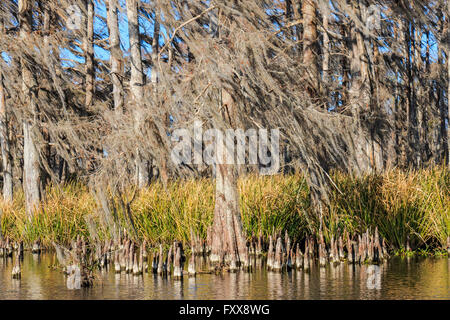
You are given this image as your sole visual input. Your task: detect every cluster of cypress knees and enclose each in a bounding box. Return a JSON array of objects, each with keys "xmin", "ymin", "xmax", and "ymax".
[
  {"xmin": 1, "ymin": 230, "xmax": 450, "ymax": 289},
  {"xmin": 264, "ymin": 228, "xmax": 389, "ymax": 273},
  {"xmin": 0, "ymin": 238, "xmax": 41, "ymax": 279}
]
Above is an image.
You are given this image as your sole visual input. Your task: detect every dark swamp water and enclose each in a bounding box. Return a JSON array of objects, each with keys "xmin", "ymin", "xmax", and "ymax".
[{"xmin": 0, "ymin": 253, "xmax": 448, "ymax": 300}]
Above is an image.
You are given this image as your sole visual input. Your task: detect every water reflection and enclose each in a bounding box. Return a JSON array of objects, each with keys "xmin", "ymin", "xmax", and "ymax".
[{"xmin": 0, "ymin": 254, "xmax": 448, "ymax": 299}]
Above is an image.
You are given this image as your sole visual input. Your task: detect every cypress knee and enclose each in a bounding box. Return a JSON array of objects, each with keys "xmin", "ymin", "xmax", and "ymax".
[
  {"xmin": 188, "ymin": 254, "xmax": 196, "ymax": 276},
  {"xmin": 272, "ymin": 237, "xmax": 284, "ymax": 272},
  {"xmin": 173, "ymin": 246, "xmax": 183, "ymax": 279}
]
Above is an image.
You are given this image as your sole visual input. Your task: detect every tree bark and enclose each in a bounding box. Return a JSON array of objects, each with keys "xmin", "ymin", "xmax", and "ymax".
[
  {"xmin": 293, "ymin": 0, "xmax": 303, "ymax": 57},
  {"xmin": 340, "ymin": 23, "xmax": 349, "ymax": 108},
  {"xmin": 126, "ymin": 0, "xmax": 148, "ymax": 187},
  {"xmin": 0, "ymin": 70, "xmax": 12, "ymax": 202},
  {"xmin": 210, "ymin": 89, "xmax": 246, "ymax": 268},
  {"xmin": 403, "ymin": 20, "xmax": 420, "ymax": 167},
  {"xmin": 349, "ymin": 2, "xmax": 369, "ymax": 111},
  {"xmin": 151, "ymin": 13, "xmax": 160, "ymax": 84},
  {"xmin": 0, "ymin": 8, "xmax": 12, "ymax": 202},
  {"xmin": 435, "ymin": 9, "xmax": 448, "ymax": 165},
  {"xmin": 106, "ymin": 0, "xmax": 124, "ymax": 113},
  {"xmin": 447, "ymin": 0, "xmax": 450, "ymax": 166},
  {"xmin": 414, "ymin": 26, "xmax": 424, "ymax": 165},
  {"xmin": 320, "ymin": 0, "xmax": 330, "ymax": 99},
  {"xmin": 349, "ymin": 1, "xmax": 371, "ymax": 175},
  {"xmin": 302, "ymin": 0, "xmax": 319, "ymax": 95},
  {"xmin": 85, "ymin": 0, "xmax": 95, "ymax": 110},
  {"xmin": 19, "ymin": 0, "xmax": 40, "ymax": 217}
]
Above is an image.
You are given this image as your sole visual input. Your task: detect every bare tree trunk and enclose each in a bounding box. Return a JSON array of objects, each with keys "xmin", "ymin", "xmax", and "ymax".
[
  {"xmin": 340, "ymin": 24, "xmax": 349, "ymax": 108},
  {"xmin": 425, "ymin": 29, "xmax": 437, "ymax": 164},
  {"xmin": 210, "ymin": 89, "xmax": 246, "ymax": 268},
  {"xmin": 414, "ymin": 26, "xmax": 423, "ymax": 165},
  {"xmin": 350, "ymin": 2, "xmax": 369, "ymax": 110},
  {"xmin": 349, "ymin": 1, "xmax": 371, "ymax": 174},
  {"xmin": 126, "ymin": 0, "xmax": 148, "ymax": 188},
  {"xmin": 367, "ymin": 14, "xmax": 384, "ymax": 173},
  {"xmin": 403, "ymin": 20, "xmax": 420, "ymax": 167},
  {"xmin": 106, "ymin": 0, "xmax": 124, "ymax": 113},
  {"xmin": 0, "ymin": 71, "xmax": 12, "ymax": 202},
  {"xmin": 396, "ymin": 18, "xmax": 408, "ymax": 167},
  {"xmin": 447, "ymin": 0, "xmax": 450, "ymax": 166},
  {"xmin": 435, "ymin": 9, "xmax": 448, "ymax": 165},
  {"xmin": 410, "ymin": 22, "xmax": 420, "ymax": 166},
  {"xmin": 85, "ymin": 0, "xmax": 95, "ymax": 110},
  {"xmin": 39, "ymin": 4, "xmax": 52, "ymax": 189},
  {"xmin": 0, "ymin": 10, "xmax": 12, "ymax": 203},
  {"xmin": 19, "ymin": 0, "xmax": 40, "ymax": 217},
  {"xmin": 23, "ymin": 120, "xmax": 40, "ymax": 217},
  {"xmin": 391, "ymin": 22, "xmax": 401, "ymax": 167},
  {"xmin": 302, "ymin": 0, "xmax": 319, "ymax": 95},
  {"xmin": 126, "ymin": 0, "xmax": 144, "ymax": 115},
  {"xmin": 293, "ymin": 0, "xmax": 303, "ymax": 57},
  {"xmin": 151, "ymin": 13, "xmax": 160, "ymax": 84},
  {"xmin": 320, "ymin": 0, "xmax": 330, "ymax": 99}
]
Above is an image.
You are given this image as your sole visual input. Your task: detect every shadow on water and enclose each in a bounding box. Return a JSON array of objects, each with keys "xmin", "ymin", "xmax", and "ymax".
[{"xmin": 0, "ymin": 254, "xmax": 448, "ymax": 299}]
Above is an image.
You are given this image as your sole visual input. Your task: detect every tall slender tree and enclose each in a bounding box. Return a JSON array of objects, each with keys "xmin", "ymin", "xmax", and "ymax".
[
  {"xmin": 0, "ymin": 67, "xmax": 12, "ymax": 202},
  {"xmin": 303, "ymin": 0, "xmax": 319, "ymax": 96},
  {"xmin": 126, "ymin": 0, "xmax": 148, "ymax": 187},
  {"xmin": 447, "ymin": 0, "xmax": 450, "ymax": 166},
  {"xmin": 19, "ymin": 0, "xmax": 41, "ymax": 217},
  {"xmin": 0, "ymin": 7, "xmax": 12, "ymax": 202},
  {"xmin": 85, "ymin": 0, "xmax": 95, "ymax": 110},
  {"xmin": 106, "ymin": 0, "xmax": 124, "ymax": 113}
]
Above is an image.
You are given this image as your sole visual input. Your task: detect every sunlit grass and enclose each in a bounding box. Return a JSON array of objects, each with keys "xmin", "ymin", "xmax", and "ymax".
[{"xmin": 0, "ymin": 168, "xmax": 448, "ymax": 252}]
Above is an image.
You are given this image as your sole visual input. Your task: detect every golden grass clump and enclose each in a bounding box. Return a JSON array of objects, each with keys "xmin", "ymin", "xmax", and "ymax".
[{"xmin": 0, "ymin": 168, "xmax": 448, "ymax": 252}]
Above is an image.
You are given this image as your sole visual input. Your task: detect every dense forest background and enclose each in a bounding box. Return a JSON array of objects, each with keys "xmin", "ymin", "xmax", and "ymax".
[{"xmin": 0, "ymin": 1, "xmax": 449, "ymax": 259}]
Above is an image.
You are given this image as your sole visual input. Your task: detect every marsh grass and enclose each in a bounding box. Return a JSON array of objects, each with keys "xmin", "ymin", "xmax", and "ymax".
[{"xmin": 0, "ymin": 168, "xmax": 448, "ymax": 252}]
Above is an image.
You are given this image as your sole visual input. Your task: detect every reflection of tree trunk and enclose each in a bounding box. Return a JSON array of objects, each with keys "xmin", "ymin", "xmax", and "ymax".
[
  {"xmin": 126, "ymin": 0, "xmax": 148, "ymax": 188},
  {"xmin": 106, "ymin": 0, "xmax": 124, "ymax": 113},
  {"xmin": 19, "ymin": 0, "xmax": 40, "ymax": 217},
  {"xmin": 210, "ymin": 90, "xmax": 246, "ymax": 268}
]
